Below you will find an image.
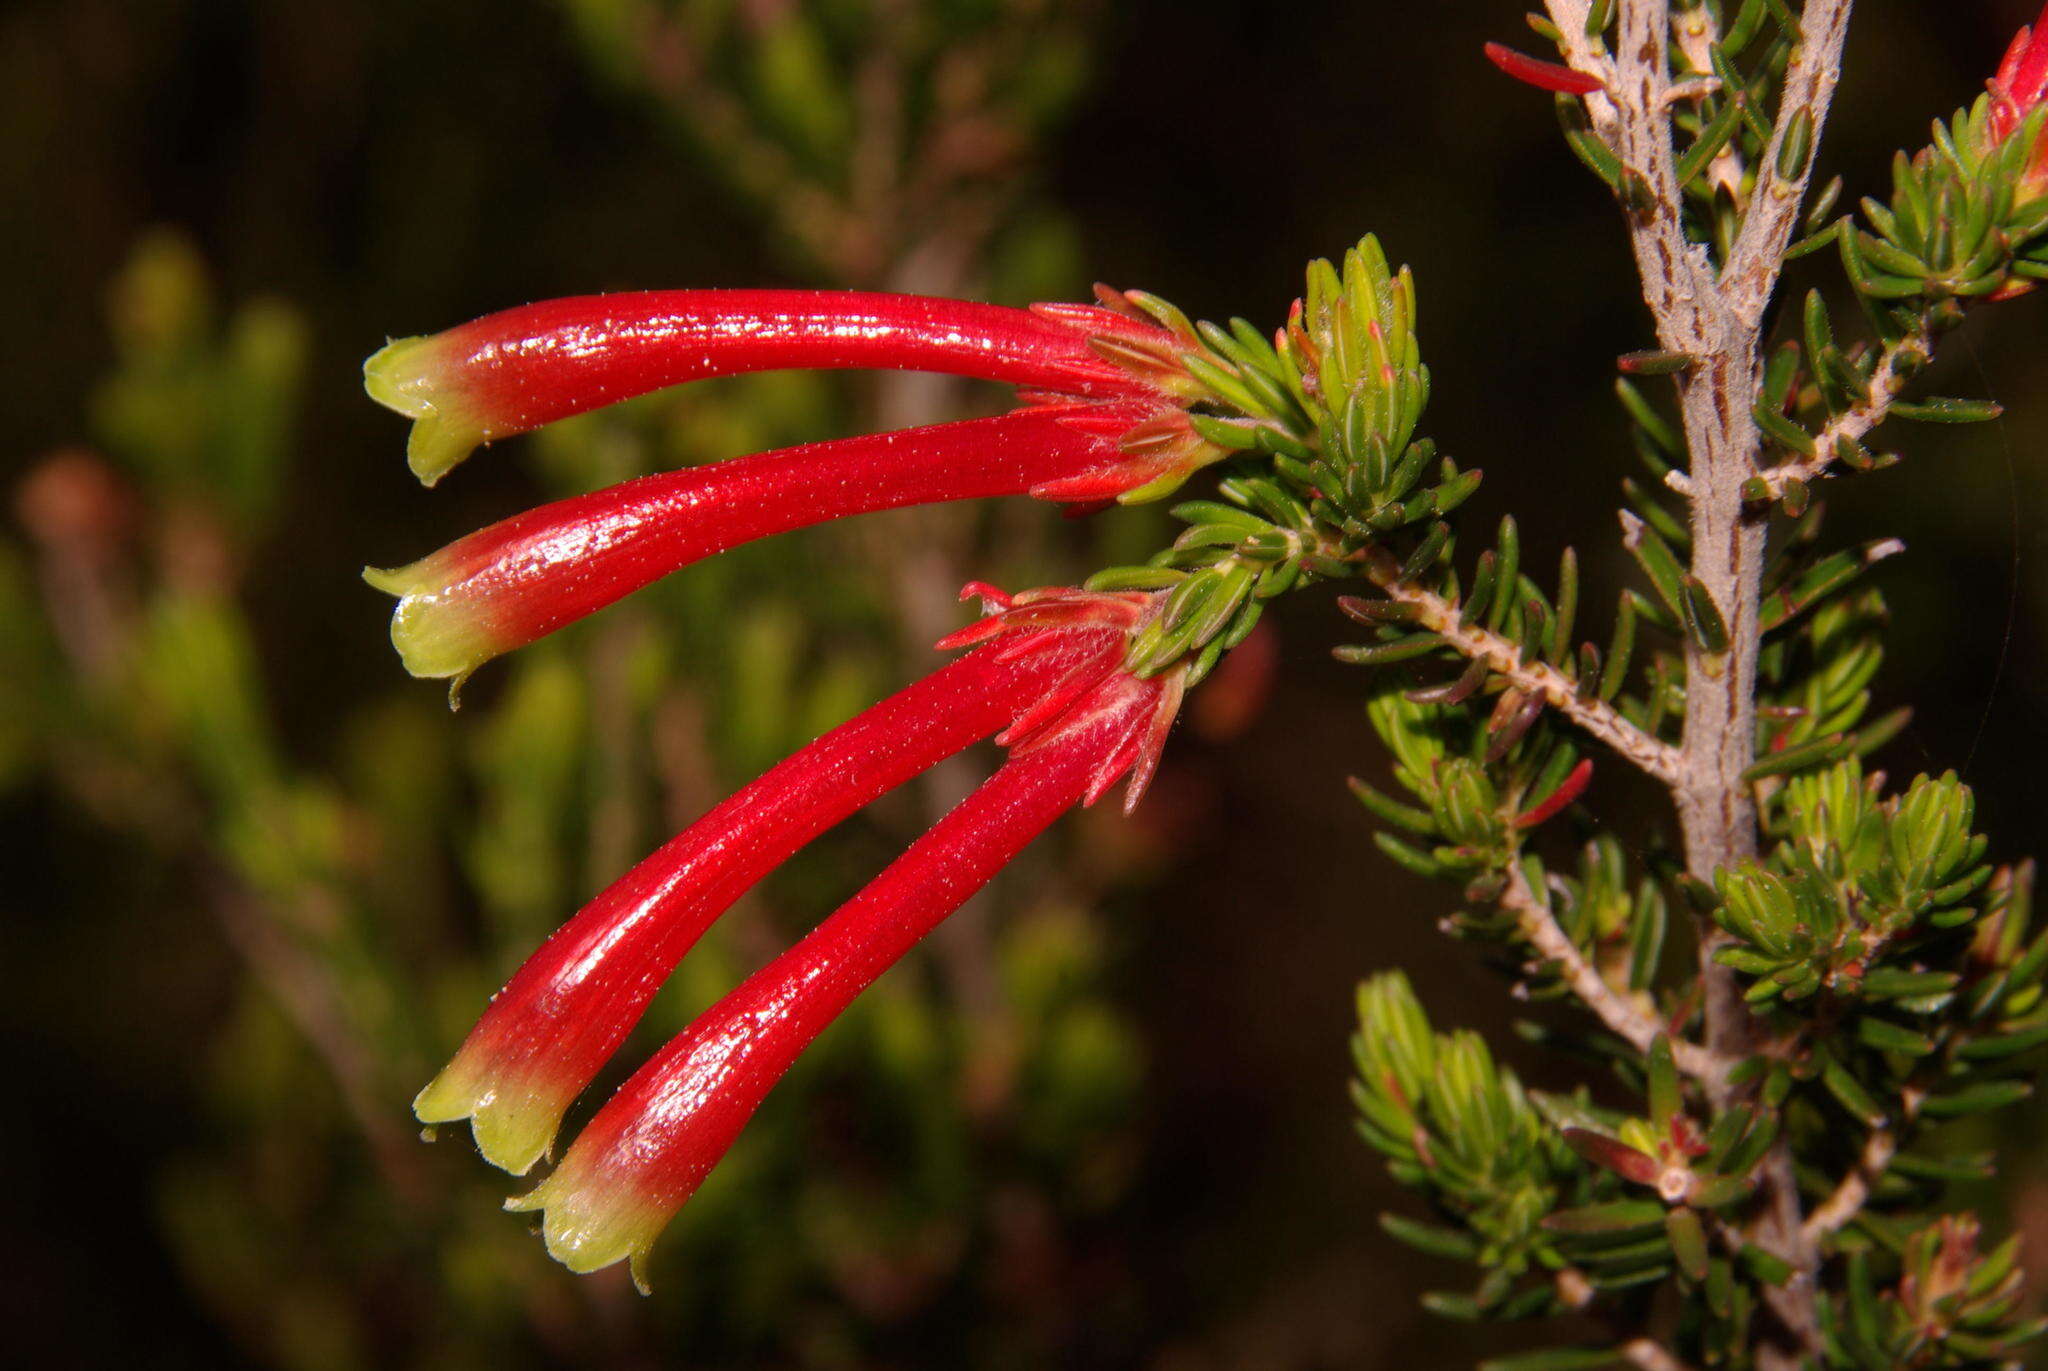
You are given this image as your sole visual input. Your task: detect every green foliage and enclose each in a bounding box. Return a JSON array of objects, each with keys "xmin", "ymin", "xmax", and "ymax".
[
  {"xmin": 8, "ymin": 2, "xmax": 1152, "ymax": 1360},
  {"xmin": 1713, "ymin": 761, "xmax": 1992, "ymax": 1006},
  {"xmin": 1353, "ymin": 972, "xmax": 1582, "ymax": 1313},
  {"xmin": 1089, "ymin": 238, "xmax": 1481, "ymax": 686},
  {"xmin": 1324, "ymin": 6, "xmax": 2048, "ymax": 1368},
  {"xmin": 1354, "ymin": 677, "xmax": 1584, "ymax": 887},
  {"xmin": 16, "ymin": 6, "xmax": 2048, "ymax": 1369},
  {"xmin": 1710, "ymin": 757, "xmax": 2046, "ymax": 1146},
  {"xmin": 1836, "ymin": 99, "xmax": 2048, "ymax": 305},
  {"xmin": 93, "ymin": 228, "xmax": 307, "ymax": 535},
  {"xmin": 1823, "ymin": 1217, "xmax": 2048, "ymax": 1369},
  {"xmin": 554, "ymin": 0, "xmax": 1098, "ymax": 278}
]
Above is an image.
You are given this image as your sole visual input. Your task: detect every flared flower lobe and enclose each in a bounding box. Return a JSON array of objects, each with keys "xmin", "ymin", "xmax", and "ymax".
[{"xmin": 938, "ymin": 583, "xmax": 1186, "ymax": 811}]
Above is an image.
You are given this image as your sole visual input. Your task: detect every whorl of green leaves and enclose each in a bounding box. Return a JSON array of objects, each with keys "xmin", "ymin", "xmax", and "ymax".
[
  {"xmin": 1835, "ymin": 102, "xmax": 2048, "ymax": 306},
  {"xmin": 1353, "ymin": 679, "xmax": 1585, "ymax": 886},
  {"xmin": 1320, "ymin": 373, "xmax": 1694, "ymax": 756},
  {"xmin": 1086, "ymin": 492, "xmax": 1305, "ymax": 686},
  {"xmin": 1712, "ymin": 766, "xmax": 1987, "ymax": 1009},
  {"xmin": 1708, "ymin": 760, "xmax": 2044, "ymax": 1145},
  {"xmin": 1352, "ymin": 971, "xmax": 1581, "ymax": 1317},
  {"xmin": 1353, "ymin": 976, "xmax": 1782, "ymax": 1344},
  {"xmin": 1090, "ymin": 237, "xmax": 1475, "ymax": 682},
  {"xmin": 1756, "ymin": 84, "xmax": 2048, "ymax": 486},
  {"xmin": 1823, "ymin": 1216, "xmax": 2048, "ymax": 1369}
]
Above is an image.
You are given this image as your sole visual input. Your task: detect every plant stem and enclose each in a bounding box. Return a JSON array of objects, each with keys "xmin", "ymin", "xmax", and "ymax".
[
  {"xmin": 1671, "ymin": 341, "xmax": 1768, "ymax": 1067},
  {"xmin": 1722, "ymin": 2, "xmax": 1856, "ymax": 324},
  {"xmin": 1364, "ymin": 561, "xmax": 1684, "ymax": 785},
  {"xmin": 1500, "ymin": 860, "xmax": 1732, "ymax": 1081},
  {"xmin": 1803, "ymin": 1087, "xmax": 1919, "ymax": 1243},
  {"xmin": 1547, "ymin": 2, "xmax": 1861, "ymax": 1361},
  {"xmin": 1756, "ymin": 325, "xmax": 1934, "ymax": 494},
  {"xmin": 1623, "ymin": 1338, "xmax": 1699, "ymax": 1371},
  {"xmin": 1802, "ymin": 1126, "xmax": 1898, "ymax": 1243}
]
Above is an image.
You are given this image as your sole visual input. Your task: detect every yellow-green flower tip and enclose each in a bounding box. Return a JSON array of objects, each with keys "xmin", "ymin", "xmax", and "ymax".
[
  {"xmin": 361, "ymin": 561, "xmax": 503, "ymax": 685},
  {"xmin": 505, "ymin": 1169, "xmax": 667, "ymax": 1293},
  {"xmin": 363, "ymin": 335, "xmax": 488, "ymax": 488},
  {"xmin": 414, "ymin": 1067, "xmax": 563, "ymax": 1178}
]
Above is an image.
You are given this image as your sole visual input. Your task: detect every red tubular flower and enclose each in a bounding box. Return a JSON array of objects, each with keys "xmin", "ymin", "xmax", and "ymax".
[
  {"xmin": 365, "ymin": 401, "xmax": 1215, "ymax": 683},
  {"xmin": 1988, "ymin": 3, "xmax": 2048, "ymax": 194},
  {"xmin": 498, "ymin": 586, "xmax": 1183, "ymax": 1284},
  {"xmin": 370, "ymin": 284, "xmax": 1215, "ymax": 1281},
  {"xmin": 414, "ymin": 604, "xmax": 1130, "ymax": 1176},
  {"xmin": 365, "ymin": 289, "xmax": 1191, "ymax": 485}
]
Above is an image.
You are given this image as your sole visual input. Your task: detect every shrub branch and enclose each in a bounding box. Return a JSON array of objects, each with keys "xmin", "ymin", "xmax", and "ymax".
[
  {"xmin": 1545, "ymin": 2, "xmax": 1862, "ymax": 1362},
  {"xmin": 1365, "ymin": 561, "xmax": 1684, "ymax": 785},
  {"xmin": 1499, "ymin": 859, "xmax": 1731, "ymax": 1081},
  {"xmin": 1755, "ymin": 325, "xmax": 1935, "ymax": 494}
]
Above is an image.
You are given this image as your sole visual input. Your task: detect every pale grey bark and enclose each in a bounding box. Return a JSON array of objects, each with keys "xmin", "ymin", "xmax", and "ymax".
[{"xmin": 1539, "ymin": 3, "xmax": 1863, "ymax": 1361}]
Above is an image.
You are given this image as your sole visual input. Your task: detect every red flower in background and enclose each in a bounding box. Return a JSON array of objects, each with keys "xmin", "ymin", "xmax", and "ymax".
[
  {"xmin": 1987, "ymin": 2, "xmax": 2048, "ymax": 193},
  {"xmin": 369, "ymin": 287, "xmax": 1207, "ymax": 1281}
]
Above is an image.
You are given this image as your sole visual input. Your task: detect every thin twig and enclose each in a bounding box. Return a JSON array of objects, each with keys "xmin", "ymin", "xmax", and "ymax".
[
  {"xmin": 1722, "ymin": 0, "xmax": 1858, "ymax": 323},
  {"xmin": 1801, "ymin": 1127, "xmax": 1897, "ymax": 1243},
  {"xmin": 1499, "ymin": 861, "xmax": 1733, "ymax": 1084},
  {"xmin": 1366, "ymin": 569, "xmax": 1685, "ymax": 785},
  {"xmin": 1547, "ymin": 0, "xmax": 1725, "ymax": 351},
  {"xmin": 1669, "ymin": 0, "xmax": 1745, "ymax": 203},
  {"xmin": 207, "ymin": 868, "xmax": 431, "ymax": 1206},
  {"xmin": 1623, "ymin": 1338, "xmax": 1699, "ymax": 1371},
  {"xmin": 1803, "ymin": 1089, "xmax": 1918, "ymax": 1242},
  {"xmin": 1754, "ymin": 326, "xmax": 1933, "ymax": 494}
]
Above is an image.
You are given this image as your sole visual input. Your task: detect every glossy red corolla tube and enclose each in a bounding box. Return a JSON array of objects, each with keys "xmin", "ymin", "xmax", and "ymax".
[
  {"xmin": 1989, "ymin": 3, "xmax": 2048, "ymax": 192},
  {"xmin": 364, "ymin": 289, "xmax": 1194, "ymax": 485},
  {"xmin": 415, "ymin": 615, "xmax": 1127, "ymax": 1177},
  {"xmin": 365, "ymin": 401, "xmax": 1216, "ymax": 683},
  {"xmin": 501, "ymin": 588, "xmax": 1185, "ymax": 1285}
]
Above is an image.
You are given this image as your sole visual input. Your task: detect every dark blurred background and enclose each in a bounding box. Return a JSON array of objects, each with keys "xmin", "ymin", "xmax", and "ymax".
[{"xmin": 6, "ymin": 2, "xmax": 2048, "ymax": 1368}]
